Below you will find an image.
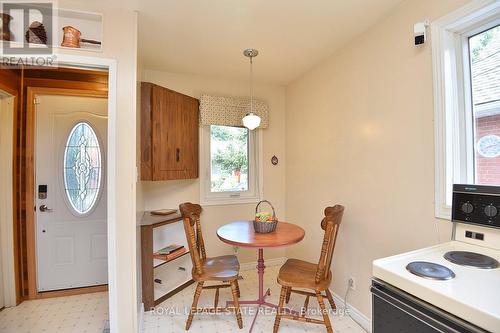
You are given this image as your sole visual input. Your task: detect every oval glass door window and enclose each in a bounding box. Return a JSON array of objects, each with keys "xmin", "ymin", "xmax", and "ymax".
[{"xmin": 63, "ymin": 122, "xmax": 102, "ymax": 215}]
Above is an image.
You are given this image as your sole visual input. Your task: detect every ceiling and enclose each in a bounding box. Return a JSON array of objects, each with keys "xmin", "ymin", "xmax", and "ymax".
[{"xmin": 108, "ymin": 0, "xmax": 404, "ymax": 84}]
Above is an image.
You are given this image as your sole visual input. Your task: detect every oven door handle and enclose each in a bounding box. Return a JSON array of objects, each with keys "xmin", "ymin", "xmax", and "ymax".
[{"xmin": 372, "ymin": 279, "xmax": 488, "ymax": 333}]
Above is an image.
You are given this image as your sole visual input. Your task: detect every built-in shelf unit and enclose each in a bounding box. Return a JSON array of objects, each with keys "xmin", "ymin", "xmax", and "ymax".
[
  {"xmin": 5, "ymin": 7, "xmax": 103, "ymax": 52},
  {"xmin": 140, "ymin": 211, "xmax": 194, "ymax": 310}
]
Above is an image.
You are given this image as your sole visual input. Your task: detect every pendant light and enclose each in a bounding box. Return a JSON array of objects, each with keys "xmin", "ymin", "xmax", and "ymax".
[{"xmin": 242, "ymin": 48, "xmax": 261, "ymax": 130}]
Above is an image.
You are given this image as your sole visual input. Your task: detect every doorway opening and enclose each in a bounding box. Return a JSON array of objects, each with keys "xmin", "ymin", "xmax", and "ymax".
[{"xmin": 0, "ymin": 66, "xmax": 112, "ymax": 327}]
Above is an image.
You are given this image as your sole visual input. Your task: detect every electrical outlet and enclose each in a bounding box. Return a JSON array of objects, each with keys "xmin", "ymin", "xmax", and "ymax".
[{"xmin": 348, "ymin": 277, "xmax": 356, "ymax": 291}]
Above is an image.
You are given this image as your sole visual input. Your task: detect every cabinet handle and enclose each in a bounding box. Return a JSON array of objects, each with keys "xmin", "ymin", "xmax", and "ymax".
[
  {"xmin": 176, "ymin": 148, "xmax": 180, "ymax": 162},
  {"xmin": 178, "ymin": 267, "xmax": 186, "ymax": 271}
]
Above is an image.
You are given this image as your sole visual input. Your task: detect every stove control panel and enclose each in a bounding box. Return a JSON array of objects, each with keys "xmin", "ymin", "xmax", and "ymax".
[{"xmin": 452, "ymin": 184, "xmax": 500, "ymax": 229}]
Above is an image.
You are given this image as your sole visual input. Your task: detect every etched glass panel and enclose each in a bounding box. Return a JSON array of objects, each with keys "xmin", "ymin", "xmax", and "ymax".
[{"xmin": 63, "ymin": 122, "xmax": 102, "ymax": 214}]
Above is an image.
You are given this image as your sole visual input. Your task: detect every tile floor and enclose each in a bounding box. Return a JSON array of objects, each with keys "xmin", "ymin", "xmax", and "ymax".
[
  {"xmin": 143, "ymin": 265, "xmax": 366, "ymax": 333},
  {"xmin": 0, "ymin": 292, "xmax": 108, "ymax": 333},
  {"xmin": 0, "ymin": 265, "xmax": 366, "ymax": 333}
]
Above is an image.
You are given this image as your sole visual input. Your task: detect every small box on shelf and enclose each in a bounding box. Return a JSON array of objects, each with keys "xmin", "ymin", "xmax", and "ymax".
[{"xmin": 153, "ymin": 247, "xmax": 188, "ymax": 268}]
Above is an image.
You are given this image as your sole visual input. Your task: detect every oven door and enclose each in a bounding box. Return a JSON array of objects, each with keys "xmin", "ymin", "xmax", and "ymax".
[{"xmin": 371, "ymin": 279, "xmax": 489, "ymax": 333}]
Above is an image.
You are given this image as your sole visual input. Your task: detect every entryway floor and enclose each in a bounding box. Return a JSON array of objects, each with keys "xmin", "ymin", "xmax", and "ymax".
[
  {"xmin": 143, "ymin": 265, "xmax": 366, "ymax": 333},
  {"xmin": 0, "ymin": 292, "xmax": 108, "ymax": 333}
]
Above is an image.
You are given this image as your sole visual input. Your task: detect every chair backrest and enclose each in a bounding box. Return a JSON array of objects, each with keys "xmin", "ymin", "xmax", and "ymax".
[
  {"xmin": 179, "ymin": 202, "xmax": 206, "ymax": 276},
  {"xmin": 315, "ymin": 205, "xmax": 344, "ymax": 284}
]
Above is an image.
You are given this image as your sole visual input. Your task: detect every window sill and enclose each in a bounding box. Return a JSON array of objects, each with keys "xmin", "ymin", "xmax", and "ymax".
[
  {"xmin": 200, "ymin": 196, "xmax": 262, "ymax": 207},
  {"xmin": 435, "ymin": 205, "xmax": 451, "ymax": 221}
]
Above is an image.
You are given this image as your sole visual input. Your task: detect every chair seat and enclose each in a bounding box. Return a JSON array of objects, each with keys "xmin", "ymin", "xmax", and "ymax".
[
  {"xmin": 277, "ymin": 258, "xmax": 331, "ymax": 290},
  {"xmin": 193, "ymin": 255, "xmax": 240, "ymax": 281}
]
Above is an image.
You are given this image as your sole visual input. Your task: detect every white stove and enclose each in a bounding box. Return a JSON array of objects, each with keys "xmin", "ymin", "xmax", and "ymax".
[{"xmin": 372, "ymin": 185, "xmax": 500, "ymax": 333}]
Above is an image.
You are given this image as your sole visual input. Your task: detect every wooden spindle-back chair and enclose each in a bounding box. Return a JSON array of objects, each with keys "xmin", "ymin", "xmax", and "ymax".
[
  {"xmin": 180, "ymin": 202, "xmax": 243, "ymax": 330},
  {"xmin": 273, "ymin": 205, "xmax": 345, "ymax": 333}
]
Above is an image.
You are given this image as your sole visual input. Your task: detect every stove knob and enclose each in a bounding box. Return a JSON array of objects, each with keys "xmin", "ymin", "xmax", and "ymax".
[
  {"xmin": 461, "ymin": 202, "xmax": 474, "ymax": 214},
  {"xmin": 484, "ymin": 204, "xmax": 498, "ymax": 218}
]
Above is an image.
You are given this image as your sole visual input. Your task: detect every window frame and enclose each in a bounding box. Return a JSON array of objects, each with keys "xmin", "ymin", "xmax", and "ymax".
[
  {"xmin": 199, "ymin": 125, "xmax": 263, "ymax": 206},
  {"xmin": 432, "ymin": 0, "xmax": 500, "ymax": 219}
]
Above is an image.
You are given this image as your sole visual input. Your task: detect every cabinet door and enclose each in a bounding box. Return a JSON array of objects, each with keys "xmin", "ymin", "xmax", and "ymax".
[
  {"xmin": 151, "ymin": 85, "xmax": 198, "ymax": 180},
  {"xmin": 181, "ymin": 95, "xmax": 199, "ymax": 178},
  {"xmin": 152, "ymin": 86, "xmax": 183, "ymax": 178}
]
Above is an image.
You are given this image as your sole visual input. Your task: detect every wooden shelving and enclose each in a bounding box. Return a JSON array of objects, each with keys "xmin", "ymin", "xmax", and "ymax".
[
  {"xmin": 140, "ymin": 211, "xmax": 193, "ymax": 310},
  {"xmin": 153, "ymin": 250, "xmax": 190, "ymax": 269}
]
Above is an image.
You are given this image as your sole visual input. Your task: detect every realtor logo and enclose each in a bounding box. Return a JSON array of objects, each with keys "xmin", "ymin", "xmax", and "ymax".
[{"xmin": 1, "ymin": 1, "xmax": 56, "ymax": 66}]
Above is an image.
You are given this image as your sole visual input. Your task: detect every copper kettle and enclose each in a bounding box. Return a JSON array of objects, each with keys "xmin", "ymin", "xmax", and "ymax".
[{"xmin": 61, "ymin": 26, "xmax": 101, "ymax": 48}]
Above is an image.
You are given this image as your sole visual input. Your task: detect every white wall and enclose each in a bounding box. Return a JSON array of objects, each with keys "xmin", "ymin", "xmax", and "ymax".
[
  {"xmin": 58, "ymin": 1, "xmax": 138, "ymax": 331},
  {"xmin": 140, "ymin": 70, "xmax": 287, "ymax": 263},
  {"xmin": 136, "ymin": 61, "xmax": 145, "ymax": 320},
  {"xmin": 285, "ymin": 0, "xmax": 469, "ymax": 318}
]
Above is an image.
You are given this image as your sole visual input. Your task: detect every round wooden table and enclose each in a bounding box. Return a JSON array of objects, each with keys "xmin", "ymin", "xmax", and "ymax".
[{"xmin": 217, "ymin": 220, "xmax": 305, "ymax": 332}]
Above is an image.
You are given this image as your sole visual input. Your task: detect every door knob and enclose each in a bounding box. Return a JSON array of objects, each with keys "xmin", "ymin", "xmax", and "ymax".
[{"xmin": 39, "ymin": 205, "xmax": 53, "ymax": 212}]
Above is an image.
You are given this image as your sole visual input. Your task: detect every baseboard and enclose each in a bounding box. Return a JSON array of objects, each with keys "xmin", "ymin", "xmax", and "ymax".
[
  {"xmin": 234, "ymin": 257, "xmax": 371, "ymax": 332},
  {"xmin": 138, "ymin": 302, "xmax": 144, "ymax": 333},
  {"xmin": 239, "ymin": 257, "xmax": 287, "ymax": 271},
  {"xmin": 332, "ymin": 292, "xmax": 371, "ymax": 332}
]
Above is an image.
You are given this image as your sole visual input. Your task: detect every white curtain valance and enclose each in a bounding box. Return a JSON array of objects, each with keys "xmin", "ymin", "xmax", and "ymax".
[{"xmin": 199, "ymin": 94, "xmax": 269, "ymax": 128}]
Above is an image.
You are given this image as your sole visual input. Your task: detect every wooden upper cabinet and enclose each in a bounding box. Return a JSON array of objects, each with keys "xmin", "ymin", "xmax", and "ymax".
[{"xmin": 141, "ymin": 82, "xmax": 199, "ymax": 180}]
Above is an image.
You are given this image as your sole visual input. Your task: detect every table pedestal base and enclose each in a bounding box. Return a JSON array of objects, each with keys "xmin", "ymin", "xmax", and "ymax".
[{"xmin": 227, "ymin": 248, "xmax": 297, "ymax": 332}]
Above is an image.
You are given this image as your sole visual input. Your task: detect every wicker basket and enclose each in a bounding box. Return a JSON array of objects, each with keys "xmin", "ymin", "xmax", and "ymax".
[{"xmin": 253, "ymin": 200, "xmax": 278, "ymax": 233}]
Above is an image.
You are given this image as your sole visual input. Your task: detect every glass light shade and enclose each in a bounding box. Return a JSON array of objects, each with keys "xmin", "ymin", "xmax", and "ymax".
[{"xmin": 242, "ymin": 112, "xmax": 261, "ymax": 130}]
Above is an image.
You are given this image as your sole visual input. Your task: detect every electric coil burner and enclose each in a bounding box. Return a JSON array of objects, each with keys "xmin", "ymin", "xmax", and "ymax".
[
  {"xmin": 406, "ymin": 261, "xmax": 456, "ymax": 280},
  {"xmin": 444, "ymin": 251, "xmax": 500, "ymax": 269}
]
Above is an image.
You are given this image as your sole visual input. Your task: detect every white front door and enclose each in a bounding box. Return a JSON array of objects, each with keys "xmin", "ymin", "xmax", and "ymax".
[{"xmin": 35, "ymin": 94, "xmax": 108, "ymax": 292}]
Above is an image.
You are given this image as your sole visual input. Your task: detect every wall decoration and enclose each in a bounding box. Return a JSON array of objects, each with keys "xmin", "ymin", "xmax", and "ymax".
[
  {"xmin": 271, "ymin": 155, "xmax": 279, "ymax": 165},
  {"xmin": 0, "ymin": 13, "xmax": 12, "ymax": 41},
  {"xmin": 25, "ymin": 21, "xmax": 47, "ymax": 44},
  {"xmin": 61, "ymin": 25, "xmax": 101, "ymax": 48}
]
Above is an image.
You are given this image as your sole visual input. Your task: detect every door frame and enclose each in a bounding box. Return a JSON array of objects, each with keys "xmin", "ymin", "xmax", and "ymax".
[
  {"xmin": 26, "ymin": 87, "xmax": 108, "ymax": 299},
  {"xmin": 0, "ymin": 70, "xmax": 22, "ymax": 307},
  {"xmin": 0, "ymin": 91, "xmax": 17, "ymax": 308},
  {"xmin": 7, "ymin": 54, "xmax": 128, "ymax": 332}
]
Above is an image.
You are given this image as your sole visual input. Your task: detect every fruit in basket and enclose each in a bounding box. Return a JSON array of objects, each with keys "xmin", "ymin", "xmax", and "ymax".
[{"xmin": 255, "ymin": 211, "xmax": 274, "ymax": 222}]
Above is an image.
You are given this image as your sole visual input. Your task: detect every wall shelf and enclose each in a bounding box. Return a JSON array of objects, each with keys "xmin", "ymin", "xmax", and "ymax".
[{"xmin": 6, "ymin": 7, "xmax": 103, "ymax": 52}]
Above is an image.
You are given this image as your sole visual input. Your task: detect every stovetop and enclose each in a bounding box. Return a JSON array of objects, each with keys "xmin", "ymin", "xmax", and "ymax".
[
  {"xmin": 373, "ymin": 185, "xmax": 500, "ymax": 332},
  {"xmin": 373, "ymin": 238, "xmax": 500, "ymax": 333}
]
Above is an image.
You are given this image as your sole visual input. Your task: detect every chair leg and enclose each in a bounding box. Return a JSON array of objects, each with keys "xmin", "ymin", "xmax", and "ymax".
[
  {"xmin": 235, "ymin": 280, "xmax": 241, "ymax": 298},
  {"xmin": 325, "ymin": 289, "xmax": 336, "ymax": 310},
  {"xmin": 316, "ymin": 291, "xmax": 333, "ymax": 333},
  {"xmin": 285, "ymin": 287, "xmax": 292, "ymax": 304},
  {"xmin": 273, "ymin": 286, "xmax": 287, "ymax": 333},
  {"xmin": 186, "ymin": 281, "xmax": 204, "ymax": 330},
  {"xmin": 230, "ymin": 280, "xmax": 243, "ymax": 329}
]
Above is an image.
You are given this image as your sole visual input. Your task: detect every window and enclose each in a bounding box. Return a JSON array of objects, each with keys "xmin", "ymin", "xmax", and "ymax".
[
  {"xmin": 432, "ymin": 1, "xmax": 500, "ymax": 218},
  {"xmin": 470, "ymin": 25, "xmax": 500, "ymax": 184},
  {"xmin": 200, "ymin": 125, "xmax": 261, "ymax": 205},
  {"xmin": 63, "ymin": 122, "xmax": 102, "ymax": 215}
]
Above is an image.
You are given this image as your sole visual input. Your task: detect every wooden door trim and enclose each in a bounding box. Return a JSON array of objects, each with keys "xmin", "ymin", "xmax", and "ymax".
[
  {"xmin": 25, "ymin": 86, "xmax": 108, "ymax": 299},
  {"xmin": 0, "ymin": 68, "xmax": 23, "ymax": 305}
]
